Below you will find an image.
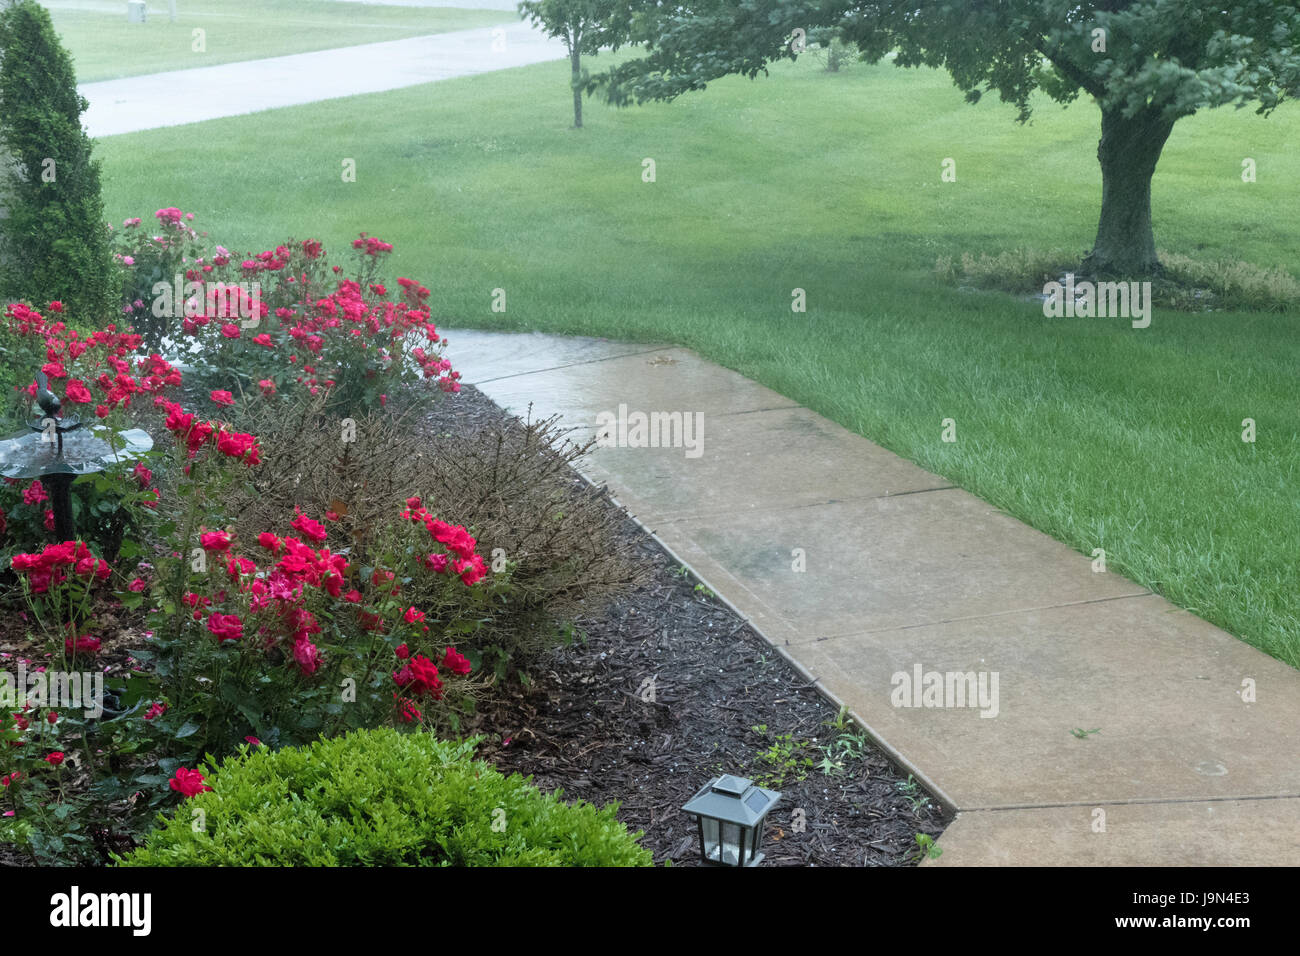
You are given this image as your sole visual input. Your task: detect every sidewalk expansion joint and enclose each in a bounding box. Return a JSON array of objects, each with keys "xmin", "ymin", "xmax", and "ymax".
[
  {"xmin": 803, "ymin": 591, "xmax": 1156, "ymax": 644},
  {"xmin": 648, "ymin": 485, "xmax": 963, "ymax": 526},
  {"xmin": 467, "ymin": 346, "xmax": 677, "ymax": 384},
  {"xmin": 960, "ymin": 792, "xmax": 1300, "ymax": 813},
  {"xmin": 712, "ymin": 403, "xmax": 807, "ymax": 418}
]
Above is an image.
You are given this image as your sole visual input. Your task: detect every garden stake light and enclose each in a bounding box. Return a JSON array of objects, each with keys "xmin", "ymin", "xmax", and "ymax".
[
  {"xmin": 681, "ymin": 774, "xmax": 780, "ymax": 867},
  {"xmin": 0, "ymin": 370, "xmax": 152, "ymax": 540}
]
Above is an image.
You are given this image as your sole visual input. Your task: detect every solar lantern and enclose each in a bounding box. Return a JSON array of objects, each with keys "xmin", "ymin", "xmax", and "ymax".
[{"xmin": 681, "ymin": 774, "xmax": 781, "ymax": 867}]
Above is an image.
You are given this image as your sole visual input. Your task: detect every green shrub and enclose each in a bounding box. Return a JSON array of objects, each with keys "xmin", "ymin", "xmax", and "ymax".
[
  {"xmin": 0, "ymin": 315, "xmax": 45, "ymax": 426},
  {"xmin": 117, "ymin": 728, "xmax": 653, "ymax": 866},
  {"xmin": 0, "ymin": 0, "xmax": 116, "ymax": 325}
]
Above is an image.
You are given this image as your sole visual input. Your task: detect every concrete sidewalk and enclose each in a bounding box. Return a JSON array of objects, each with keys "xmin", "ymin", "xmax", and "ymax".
[
  {"xmin": 80, "ymin": 21, "xmax": 566, "ymax": 138},
  {"xmin": 442, "ymin": 328, "xmax": 1300, "ymax": 866}
]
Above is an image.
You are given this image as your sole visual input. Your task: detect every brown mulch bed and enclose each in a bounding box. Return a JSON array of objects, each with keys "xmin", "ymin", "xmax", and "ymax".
[{"xmin": 440, "ymin": 385, "xmax": 951, "ymax": 866}]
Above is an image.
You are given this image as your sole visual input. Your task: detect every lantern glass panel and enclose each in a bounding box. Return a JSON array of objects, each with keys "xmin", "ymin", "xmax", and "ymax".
[
  {"xmin": 701, "ymin": 817, "xmax": 722, "ymax": 864},
  {"xmin": 720, "ymin": 822, "xmax": 743, "ymax": 866}
]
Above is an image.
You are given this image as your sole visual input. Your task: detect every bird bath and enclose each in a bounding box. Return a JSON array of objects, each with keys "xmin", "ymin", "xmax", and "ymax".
[{"xmin": 0, "ymin": 372, "xmax": 153, "ymax": 540}]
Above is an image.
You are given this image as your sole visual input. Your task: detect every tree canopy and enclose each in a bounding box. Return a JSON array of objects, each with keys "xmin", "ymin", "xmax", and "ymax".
[{"xmin": 591, "ymin": 1, "xmax": 1300, "ymax": 274}]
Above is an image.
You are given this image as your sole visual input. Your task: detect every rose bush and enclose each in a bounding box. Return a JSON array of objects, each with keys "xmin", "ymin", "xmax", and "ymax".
[
  {"xmin": 111, "ymin": 211, "xmax": 460, "ymax": 414},
  {"xmin": 134, "ymin": 471, "xmax": 500, "ymax": 756}
]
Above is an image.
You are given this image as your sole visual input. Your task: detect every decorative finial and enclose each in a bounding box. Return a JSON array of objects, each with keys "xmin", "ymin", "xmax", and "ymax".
[{"xmin": 35, "ymin": 370, "xmax": 61, "ymax": 418}]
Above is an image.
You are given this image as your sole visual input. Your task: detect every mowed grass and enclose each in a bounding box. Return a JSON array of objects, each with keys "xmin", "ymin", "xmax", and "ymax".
[
  {"xmin": 43, "ymin": 0, "xmax": 511, "ymax": 82},
  {"xmin": 93, "ymin": 52, "xmax": 1300, "ymax": 666}
]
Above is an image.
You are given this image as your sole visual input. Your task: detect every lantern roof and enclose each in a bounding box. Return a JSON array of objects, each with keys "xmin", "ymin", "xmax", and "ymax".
[{"xmin": 682, "ymin": 774, "xmax": 780, "ymax": 826}]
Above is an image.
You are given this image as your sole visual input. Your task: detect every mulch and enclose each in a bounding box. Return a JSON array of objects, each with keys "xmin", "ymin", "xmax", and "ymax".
[{"xmin": 442, "ymin": 386, "xmax": 951, "ymax": 866}]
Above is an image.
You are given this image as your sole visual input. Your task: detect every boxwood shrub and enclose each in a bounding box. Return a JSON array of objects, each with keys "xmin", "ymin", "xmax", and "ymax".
[{"xmin": 117, "ymin": 729, "xmax": 653, "ymax": 867}]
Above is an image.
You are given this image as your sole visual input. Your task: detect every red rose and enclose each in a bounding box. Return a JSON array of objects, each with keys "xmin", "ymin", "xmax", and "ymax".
[
  {"xmin": 290, "ymin": 513, "xmax": 327, "ymax": 543},
  {"xmin": 64, "ymin": 635, "xmax": 101, "ymax": 656},
  {"xmin": 200, "ymin": 530, "xmax": 232, "ymax": 551},
  {"xmin": 226, "ymin": 555, "xmax": 255, "ymax": 577},
  {"xmin": 427, "ymin": 520, "xmax": 477, "ymax": 561},
  {"xmin": 169, "ymin": 767, "xmax": 212, "ymax": 798},
  {"xmin": 293, "ymin": 636, "xmax": 321, "ymax": 675},
  {"xmin": 206, "ymin": 612, "xmax": 244, "ymax": 642},
  {"xmin": 393, "ymin": 654, "xmax": 442, "ymax": 699},
  {"xmin": 45, "ymin": 752, "xmax": 64, "ymax": 766},
  {"xmin": 455, "ymin": 553, "xmax": 488, "ymax": 586},
  {"xmin": 213, "ymin": 428, "xmax": 261, "ymax": 466},
  {"xmin": 22, "ymin": 480, "xmax": 47, "ymax": 505},
  {"xmin": 63, "ymin": 379, "xmax": 92, "ymax": 404},
  {"xmin": 440, "ymin": 647, "xmax": 472, "ymax": 676},
  {"xmin": 186, "ymin": 420, "xmax": 216, "ymax": 454},
  {"xmin": 210, "ymin": 390, "xmax": 235, "ymax": 406}
]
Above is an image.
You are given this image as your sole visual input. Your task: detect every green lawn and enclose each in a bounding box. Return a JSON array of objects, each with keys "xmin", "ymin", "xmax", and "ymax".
[
  {"xmin": 93, "ymin": 52, "xmax": 1300, "ymax": 667},
  {"xmin": 43, "ymin": 0, "xmax": 512, "ymax": 82}
]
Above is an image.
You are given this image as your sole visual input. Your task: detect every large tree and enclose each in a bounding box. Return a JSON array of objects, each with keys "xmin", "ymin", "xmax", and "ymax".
[
  {"xmin": 518, "ymin": 0, "xmax": 636, "ymax": 128},
  {"xmin": 593, "ymin": 1, "xmax": 1300, "ymax": 275}
]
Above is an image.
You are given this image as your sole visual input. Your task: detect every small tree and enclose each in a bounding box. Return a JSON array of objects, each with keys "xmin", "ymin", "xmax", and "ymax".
[
  {"xmin": 0, "ymin": 0, "xmax": 115, "ymax": 320},
  {"xmin": 518, "ymin": 0, "xmax": 635, "ymax": 128}
]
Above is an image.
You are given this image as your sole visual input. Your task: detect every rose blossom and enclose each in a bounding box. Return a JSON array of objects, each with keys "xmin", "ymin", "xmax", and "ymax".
[{"xmin": 169, "ymin": 767, "xmax": 212, "ymax": 798}]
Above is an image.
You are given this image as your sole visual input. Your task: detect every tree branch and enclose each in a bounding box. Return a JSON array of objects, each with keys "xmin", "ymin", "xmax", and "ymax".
[{"xmin": 1037, "ymin": 42, "xmax": 1106, "ymax": 100}]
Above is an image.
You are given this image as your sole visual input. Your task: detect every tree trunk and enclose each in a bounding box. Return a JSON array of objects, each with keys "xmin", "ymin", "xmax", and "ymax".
[
  {"xmin": 570, "ymin": 45, "xmax": 583, "ymax": 129},
  {"xmin": 1082, "ymin": 106, "xmax": 1176, "ymax": 277}
]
